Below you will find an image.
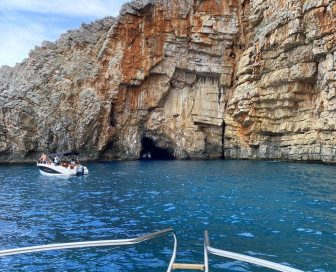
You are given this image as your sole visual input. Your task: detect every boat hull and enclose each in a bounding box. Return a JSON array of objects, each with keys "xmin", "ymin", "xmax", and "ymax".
[{"xmin": 37, "ymin": 163, "xmax": 88, "ymax": 176}]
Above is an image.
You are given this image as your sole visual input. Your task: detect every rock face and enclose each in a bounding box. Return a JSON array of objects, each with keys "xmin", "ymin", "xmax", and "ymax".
[
  {"xmin": 0, "ymin": 0, "xmax": 336, "ymax": 163},
  {"xmin": 226, "ymin": 0, "xmax": 336, "ymax": 163}
]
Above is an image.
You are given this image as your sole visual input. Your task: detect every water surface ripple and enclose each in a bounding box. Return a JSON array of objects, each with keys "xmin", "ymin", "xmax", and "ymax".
[{"xmin": 0, "ymin": 160, "xmax": 335, "ymax": 271}]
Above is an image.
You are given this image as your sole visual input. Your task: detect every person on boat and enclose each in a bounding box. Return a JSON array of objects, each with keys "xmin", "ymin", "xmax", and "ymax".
[
  {"xmin": 39, "ymin": 153, "xmax": 47, "ymax": 164},
  {"xmin": 70, "ymin": 159, "xmax": 76, "ymax": 165},
  {"xmin": 54, "ymin": 156, "xmax": 60, "ymax": 166}
]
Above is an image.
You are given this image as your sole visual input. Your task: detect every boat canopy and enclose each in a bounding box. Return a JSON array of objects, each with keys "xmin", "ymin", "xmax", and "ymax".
[{"xmin": 46, "ymin": 151, "xmax": 79, "ymax": 158}]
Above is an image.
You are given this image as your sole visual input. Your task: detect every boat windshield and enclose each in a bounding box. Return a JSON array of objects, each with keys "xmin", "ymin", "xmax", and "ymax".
[{"xmin": 39, "ymin": 151, "xmax": 80, "ymax": 165}]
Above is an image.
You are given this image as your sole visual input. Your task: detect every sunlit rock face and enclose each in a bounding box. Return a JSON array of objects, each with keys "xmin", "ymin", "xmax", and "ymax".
[
  {"xmin": 225, "ymin": 0, "xmax": 336, "ymax": 163},
  {"xmin": 99, "ymin": 0, "xmax": 237, "ymax": 160},
  {"xmin": 0, "ymin": 0, "xmax": 335, "ymax": 163}
]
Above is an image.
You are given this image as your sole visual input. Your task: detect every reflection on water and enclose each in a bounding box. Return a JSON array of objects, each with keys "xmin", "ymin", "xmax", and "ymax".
[{"xmin": 0, "ymin": 160, "xmax": 335, "ymax": 271}]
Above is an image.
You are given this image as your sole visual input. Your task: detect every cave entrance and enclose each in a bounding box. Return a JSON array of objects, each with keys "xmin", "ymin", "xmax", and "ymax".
[
  {"xmin": 140, "ymin": 137, "xmax": 175, "ymax": 160},
  {"xmin": 222, "ymin": 121, "xmax": 226, "ymax": 159}
]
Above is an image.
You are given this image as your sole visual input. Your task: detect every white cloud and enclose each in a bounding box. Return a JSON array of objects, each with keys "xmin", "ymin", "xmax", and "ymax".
[
  {"xmin": 0, "ymin": 0, "xmax": 129, "ymax": 66},
  {"xmin": 0, "ymin": 22, "xmax": 46, "ymax": 66},
  {"xmin": 0, "ymin": 0, "xmax": 128, "ymax": 17},
  {"xmin": 0, "ymin": 13, "xmax": 65, "ymax": 66}
]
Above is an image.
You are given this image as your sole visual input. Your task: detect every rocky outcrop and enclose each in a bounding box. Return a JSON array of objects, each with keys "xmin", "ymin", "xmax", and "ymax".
[
  {"xmin": 0, "ymin": 18, "xmax": 115, "ymax": 162},
  {"xmin": 225, "ymin": 0, "xmax": 336, "ymax": 163},
  {"xmin": 0, "ymin": 0, "xmax": 335, "ymax": 163}
]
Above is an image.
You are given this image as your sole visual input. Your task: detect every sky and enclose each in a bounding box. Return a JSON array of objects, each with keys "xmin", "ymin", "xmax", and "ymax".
[{"xmin": 0, "ymin": 0, "xmax": 129, "ymax": 67}]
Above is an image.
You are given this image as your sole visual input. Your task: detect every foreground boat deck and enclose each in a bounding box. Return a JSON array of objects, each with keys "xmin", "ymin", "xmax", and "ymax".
[{"xmin": 0, "ymin": 229, "xmax": 304, "ymax": 272}]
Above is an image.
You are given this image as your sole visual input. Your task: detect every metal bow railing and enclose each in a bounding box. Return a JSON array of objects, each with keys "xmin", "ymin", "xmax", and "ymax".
[
  {"xmin": 0, "ymin": 229, "xmax": 305, "ymax": 272},
  {"xmin": 204, "ymin": 231, "xmax": 304, "ymax": 272},
  {"xmin": 0, "ymin": 228, "xmax": 178, "ymax": 272}
]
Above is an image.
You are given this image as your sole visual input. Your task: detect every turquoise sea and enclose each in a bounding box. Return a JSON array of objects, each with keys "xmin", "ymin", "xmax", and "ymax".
[{"xmin": 0, "ymin": 160, "xmax": 335, "ymax": 271}]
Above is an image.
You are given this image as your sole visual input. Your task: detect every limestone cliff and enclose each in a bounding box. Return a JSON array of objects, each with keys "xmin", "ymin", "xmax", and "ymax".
[{"xmin": 0, "ymin": 0, "xmax": 335, "ymax": 163}]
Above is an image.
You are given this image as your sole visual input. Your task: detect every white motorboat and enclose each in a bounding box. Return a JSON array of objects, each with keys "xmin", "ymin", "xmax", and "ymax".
[{"xmin": 37, "ymin": 151, "xmax": 89, "ymax": 176}]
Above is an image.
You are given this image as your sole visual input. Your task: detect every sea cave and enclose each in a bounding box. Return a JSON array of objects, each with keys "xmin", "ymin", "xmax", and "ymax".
[{"xmin": 140, "ymin": 137, "xmax": 175, "ymax": 160}]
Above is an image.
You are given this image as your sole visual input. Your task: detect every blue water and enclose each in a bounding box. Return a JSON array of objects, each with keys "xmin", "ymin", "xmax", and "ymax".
[{"xmin": 0, "ymin": 160, "xmax": 335, "ymax": 271}]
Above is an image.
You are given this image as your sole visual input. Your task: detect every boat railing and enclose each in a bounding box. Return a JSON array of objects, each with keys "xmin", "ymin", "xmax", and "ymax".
[
  {"xmin": 204, "ymin": 231, "xmax": 303, "ymax": 272},
  {"xmin": 0, "ymin": 228, "xmax": 178, "ymax": 271},
  {"xmin": 0, "ymin": 229, "xmax": 304, "ymax": 272}
]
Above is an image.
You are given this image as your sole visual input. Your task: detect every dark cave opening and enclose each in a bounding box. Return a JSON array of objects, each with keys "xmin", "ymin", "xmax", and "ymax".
[
  {"xmin": 110, "ymin": 102, "xmax": 115, "ymax": 127},
  {"xmin": 222, "ymin": 121, "xmax": 226, "ymax": 159},
  {"xmin": 140, "ymin": 137, "xmax": 175, "ymax": 160}
]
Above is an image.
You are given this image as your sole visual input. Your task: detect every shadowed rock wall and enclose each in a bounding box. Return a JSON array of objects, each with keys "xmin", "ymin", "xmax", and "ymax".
[{"xmin": 0, "ymin": 0, "xmax": 335, "ymax": 163}]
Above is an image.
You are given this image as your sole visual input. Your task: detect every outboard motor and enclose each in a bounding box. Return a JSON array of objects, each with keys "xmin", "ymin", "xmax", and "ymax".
[{"xmin": 76, "ymin": 165, "xmax": 84, "ymax": 175}]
